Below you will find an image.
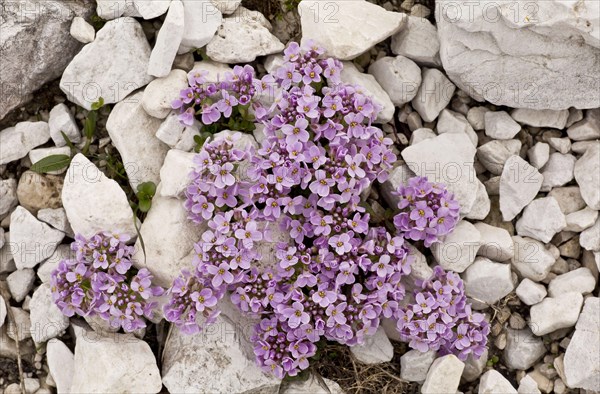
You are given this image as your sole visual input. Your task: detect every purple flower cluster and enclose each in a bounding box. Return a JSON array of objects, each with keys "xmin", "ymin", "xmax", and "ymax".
[
  {"xmin": 166, "ymin": 40, "xmax": 488, "ymax": 378},
  {"xmin": 396, "ymin": 266, "xmax": 490, "ymax": 361},
  {"xmin": 172, "ymin": 64, "xmax": 263, "ymax": 126},
  {"xmin": 50, "ymin": 232, "xmax": 163, "ymax": 332},
  {"xmin": 393, "ymin": 176, "xmax": 460, "ymax": 247}
]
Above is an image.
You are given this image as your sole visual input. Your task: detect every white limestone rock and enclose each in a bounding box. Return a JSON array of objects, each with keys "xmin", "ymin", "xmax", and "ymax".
[
  {"xmin": 47, "ymin": 339, "xmax": 75, "ymax": 394},
  {"xmin": 467, "ymin": 106, "xmax": 490, "ymax": 131},
  {"xmin": 516, "ymin": 278, "xmax": 547, "ymax": 305},
  {"xmin": 529, "ymin": 292, "xmax": 583, "ymax": 336},
  {"xmin": 161, "ymin": 318, "xmax": 280, "ymax": 393},
  {"xmin": 132, "ymin": 184, "xmax": 205, "ymax": 288},
  {"xmin": 518, "ymin": 375, "xmax": 542, "ymax": 394},
  {"xmin": 132, "ymin": 0, "xmax": 171, "ymax": 19},
  {"xmin": 540, "ymin": 153, "xmax": 576, "ymax": 191},
  {"xmin": 29, "ymin": 283, "xmax": 69, "ymax": 344},
  {"xmin": 70, "ymin": 16, "xmax": 95, "ymax": 43},
  {"xmin": 368, "ymin": 56, "xmax": 421, "ymax": 106},
  {"xmin": 421, "ymin": 355, "xmax": 464, "ymax": 394},
  {"xmin": 142, "ymin": 70, "xmax": 188, "ymax": 119},
  {"xmin": 280, "ymin": 373, "xmax": 343, "ymax": 394},
  {"xmin": 299, "ymin": 0, "xmax": 405, "ymax": 60},
  {"xmin": 0, "ymin": 179, "xmax": 18, "ymax": 218},
  {"xmin": 437, "ymin": 0, "xmax": 600, "ymax": 110},
  {"xmin": 0, "ymin": 0, "xmax": 95, "ymax": 119},
  {"xmin": 548, "ymin": 268, "xmax": 596, "ymax": 297},
  {"xmin": 9, "ymin": 207, "xmax": 64, "ymax": 270},
  {"xmin": 60, "ymin": 17, "xmax": 153, "ymax": 110},
  {"xmin": 62, "ymin": 154, "xmax": 137, "ymax": 238},
  {"xmin": 181, "ymin": 0, "xmax": 222, "ymax": 50},
  {"xmin": 564, "ymin": 297, "xmax": 600, "ymax": 391},
  {"xmin": 527, "ymin": 142, "xmax": 550, "ymax": 169},
  {"xmin": 548, "ymin": 137, "xmax": 571, "ymax": 154},
  {"xmin": 512, "ymin": 109, "xmax": 570, "ymax": 128},
  {"xmin": 210, "ymin": 0, "xmax": 241, "ymax": 14},
  {"xmin": 350, "ymin": 327, "xmax": 393, "ymax": 364},
  {"xmin": 340, "ymin": 62, "xmax": 395, "ymax": 124},
  {"xmin": 400, "ymin": 349, "xmax": 437, "ymax": 383},
  {"xmin": 0, "ymin": 122, "xmax": 50, "ymax": 166},
  {"xmin": 411, "ymin": 68, "xmax": 456, "ymax": 122},
  {"xmin": 37, "ymin": 208, "xmax": 73, "ymax": 236},
  {"xmin": 401, "ymin": 133, "xmax": 477, "ymax": 214},
  {"xmin": 391, "ymin": 16, "xmax": 440, "ymax": 66},
  {"xmin": 511, "ymin": 236, "xmax": 556, "ymax": 282},
  {"xmin": 504, "ymin": 328, "xmax": 547, "ymax": 370},
  {"xmin": 462, "ymin": 348, "xmax": 488, "ymax": 382},
  {"xmin": 565, "ymin": 207, "xmax": 598, "ymax": 232},
  {"xmin": 580, "ymin": 217, "xmax": 600, "ymax": 252},
  {"xmin": 477, "ymin": 140, "xmax": 521, "ymax": 175},
  {"xmin": 106, "ymin": 91, "xmax": 170, "ymax": 190},
  {"xmin": 7, "ymin": 269, "xmax": 35, "ymax": 302},
  {"xmin": 465, "ymin": 178, "xmax": 491, "ymax": 220},
  {"xmin": 159, "ymin": 149, "xmax": 196, "ymax": 198},
  {"xmin": 410, "ymin": 128, "xmax": 436, "ymax": 145},
  {"xmin": 462, "ymin": 257, "xmax": 514, "ymax": 309},
  {"xmin": 436, "ymin": 109, "xmax": 478, "ymax": 147},
  {"xmin": 516, "ymin": 197, "xmax": 566, "ymax": 243},
  {"xmin": 548, "ymin": 186, "xmax": 587, "ymax": 215},
  {"xmin": 148, "ymin": 0, "xmax": 184, "ymax": 77},
  {"xmin": 474, "ymin": 223, "xmax": 514, "ymax": 262},
  {"xmin": 37, "ymin": 245, "xmax": 74, "ymax": 284},
  {"xmin": 574, "ymin": 142, "xmax": 600, "ymax": 209},
  {"xmin": 48, "ymin": 104, "xmax": 81, "ymax": 147},
  {"xmin": 206, "ymin": 9, "xmax": 284, "ymax": 63},
  {"xmin": 479, "ymin": 370, "xmax": 517, "ymax": 394},
  {"xmin": 70, "ymin": 333, "xmax": 162, "ymax": 393},
  {"xmin": 499, "ymin": 156, "xmax": 543, "ymax": 221},
  {"xmin": 567, "ymin": 108, "xmax": 600, "ymax": 141},
  {"xmin": 485, "ymin": 111, "xmax": 521, "ymax": 140},
  {"xmin": 431, "ymin": 220, "xmax": 481, "ymax": 272}
]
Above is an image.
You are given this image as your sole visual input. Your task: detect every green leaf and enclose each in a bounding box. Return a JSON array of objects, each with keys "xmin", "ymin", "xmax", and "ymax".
[
  {"xmin": 31, "ymin": 154, "xmax": 71, "ymax": 174},
  {"xmin": 84, "ymin": 110, "xmax": 97, "ymax": 140},
  {"xmin": 138, "ymin": 198, "xmax": 152, "ymax": 213},
  {"xmin": 91, "ymin": 97, "xmax": 105, "ymax": 111},
  {"xmin": 137, "ymin": 181, "xmax": 157, "ymax": 197},
  {"xmin": 132, "ymin": 209, "xmax": 147, "ymax": 265},
  {"xmin": 60, "ymin": 131, "xmax": 77, "ymax": 151}
]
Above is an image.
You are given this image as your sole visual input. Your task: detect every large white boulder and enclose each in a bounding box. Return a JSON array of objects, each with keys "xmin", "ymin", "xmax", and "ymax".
[
  {"xmin": 340, "ymin": 62, "xmax": 395, "ymax": 124},
  {"xmin": 574, "ymin": 142, "xmax": 600, "ymax": 210},
  {"xmin": 564, "ymin": 297, "xmax": 600, "ymax": 391},
  {"xmin": 132, "ymin": 184, "xmax": 205, "ymax": 288},
  {"xmin": 70, "ymin": 333, "xmax": 162, "ymax": 393},
  {"xmin": 299, "ymin": 0, "xmax": 406, "ymax": 60},
  {"xmin": 62, "ymin": 154, "xmax": 137, "ymax": 238},
  {"xmin": 436, "ymin": 0, "xmax": 600, "ymax": 110},
  {"xmin": 206, "ymin": 8, "xmax": 283, "ymax": 63},
  {"xmin": 106, "ymin": 91, "xmax": 170, "ymax": 190},
  {"xmin": 9, "ymin": 207, "xmax": 64, "ymax": 270},
  {"xmin": 161, "ymin": 315, "xmax": 280, "ymax": 393},
  {"xmin": 148, "ymin": 0, "xmax": 185, "ymax": 77},
  {"xmin": 402, "ymin": 133, "xmax": 477, "ymax": 215},
  {"xmin": 60, "ymin": 17, "xmax": 153, "ymax": 109},
  {"xmin": 499, "ymin": 156, "xmax": 543, "ymax": 221},
  {"xmin": 0, "ymin": 122, "xmax": 50, "ymax": 166},
  {"xmin": 29, "ymin": 283, "xmax": 69, "ymax": 344}
]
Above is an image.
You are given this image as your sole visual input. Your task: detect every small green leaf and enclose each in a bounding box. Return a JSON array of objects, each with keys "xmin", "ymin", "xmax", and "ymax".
[
  {"xmin": 137, "ymin": 181, "xmax": 157, "ymax": 197},
  {"xmin": 60, "ymin": 131, "xmax": 77, "ymax": 152},
  {"xmin": 91, "ymin": 97, "xmax": 105, "ymax": 111},
  {"xmin": 31, "ymin": 154, "xmax": 71, "ymax": 173},
  {"xmin": 138, "ymin": 198, "xmax": 152, "ymax": 213},
  {"xmin": 84, "ymin": 110, "xmax": 97, "ymax": 140}
]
